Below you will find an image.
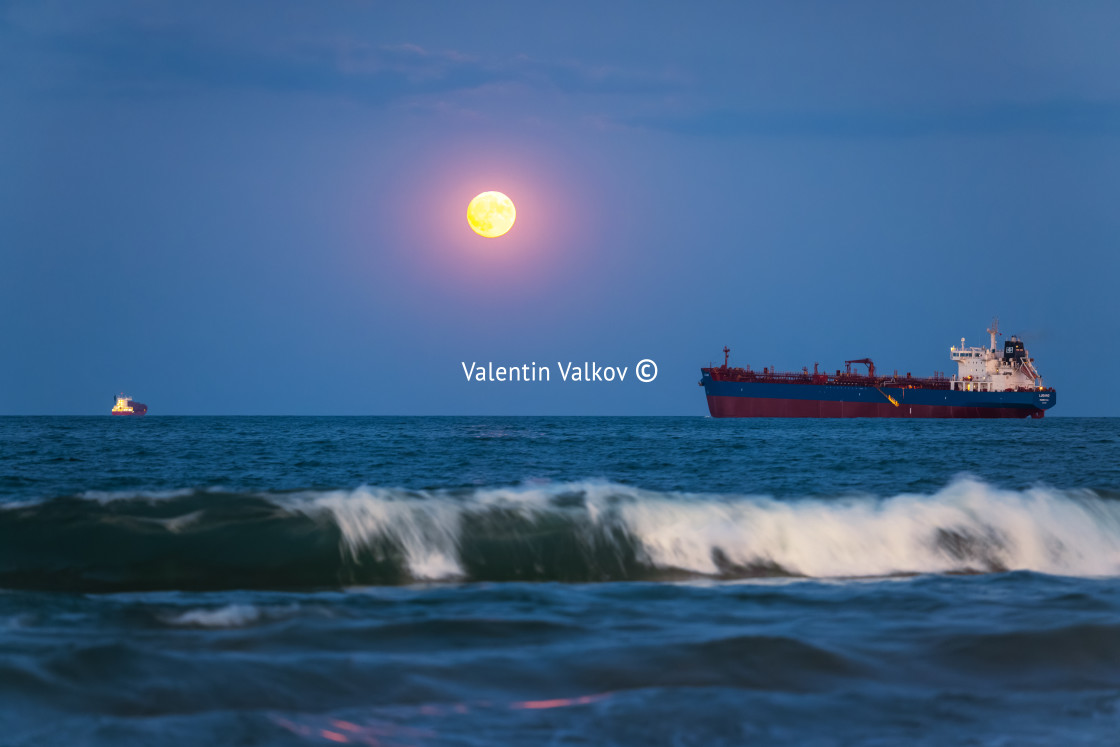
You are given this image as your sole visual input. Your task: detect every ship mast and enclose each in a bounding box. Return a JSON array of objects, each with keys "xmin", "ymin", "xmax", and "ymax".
[{"xmin": 987, "ymin": 317, "xmax": 999, "ymax": 352}]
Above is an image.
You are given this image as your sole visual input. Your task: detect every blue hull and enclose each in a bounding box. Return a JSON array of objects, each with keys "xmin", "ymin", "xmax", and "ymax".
[{"xmin": 701, "ymin": 374, "xmax": 1056, "ymax": 418}]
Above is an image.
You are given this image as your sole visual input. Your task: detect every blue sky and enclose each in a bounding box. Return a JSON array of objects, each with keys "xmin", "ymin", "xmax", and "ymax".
[{"xmin": 2, "ymin": 1, "xmax": 1118, "ymax": 415}]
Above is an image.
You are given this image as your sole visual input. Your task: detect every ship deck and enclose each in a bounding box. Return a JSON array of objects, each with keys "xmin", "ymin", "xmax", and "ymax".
[{"xmin": 702, "ymin": 366, "xmax": 1048, "ymax": 394}]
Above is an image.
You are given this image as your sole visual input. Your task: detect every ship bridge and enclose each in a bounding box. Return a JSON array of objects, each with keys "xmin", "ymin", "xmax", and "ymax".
[{"xmin": 949, "ymin": 319, "xmax": 1042, "ymax": 392}]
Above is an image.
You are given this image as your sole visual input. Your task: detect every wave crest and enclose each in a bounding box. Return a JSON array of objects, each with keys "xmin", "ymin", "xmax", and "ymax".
[{"xmin": 1, "ymin": 478, "xmax": 1118, "ymax": 591}]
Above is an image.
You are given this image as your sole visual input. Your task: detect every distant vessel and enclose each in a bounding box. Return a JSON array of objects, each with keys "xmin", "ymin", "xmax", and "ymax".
[
  {"xmin": 700, "ymin": 319, "xmax": 1056, "ymax": 418},
  {"xmin": 111, "ymin": 394, "xmax": 148, "ymax": 417}
]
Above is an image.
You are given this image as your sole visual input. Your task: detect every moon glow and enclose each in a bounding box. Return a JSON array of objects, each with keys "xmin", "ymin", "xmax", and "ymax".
[{"xmin": 467, "ymin": 191, "xmax": 516, "ymax": 238}]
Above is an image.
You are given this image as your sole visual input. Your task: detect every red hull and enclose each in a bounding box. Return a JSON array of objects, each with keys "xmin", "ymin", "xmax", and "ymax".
[{"xmin": 707, "ymin": 395, "xmax": 1038, "ymax": 419}]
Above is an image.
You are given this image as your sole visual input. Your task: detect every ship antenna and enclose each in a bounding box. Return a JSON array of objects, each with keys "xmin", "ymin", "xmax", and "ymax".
[{"xmin": 723, "ymin": 346, "xmax": 730, "ymax": 368}]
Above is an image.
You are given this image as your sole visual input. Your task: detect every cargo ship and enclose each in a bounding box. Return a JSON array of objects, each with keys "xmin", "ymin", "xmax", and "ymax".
[
  {"xmin": 111, "ymin": 394, "xmax": 148, "ymax": 417},
  {"xmin": 700, "ymin": 320, "xmax": 1055, "ymax": 418}
]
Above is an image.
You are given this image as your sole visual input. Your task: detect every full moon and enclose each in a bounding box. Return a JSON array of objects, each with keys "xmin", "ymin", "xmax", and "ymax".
[{"xmin": 467, "ymin": 191, "xmax": 516, "ymax": 238}]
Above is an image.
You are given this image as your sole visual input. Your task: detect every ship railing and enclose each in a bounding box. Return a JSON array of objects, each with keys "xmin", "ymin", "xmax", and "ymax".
[{"xmin": 704, "ymin": 368, "xmax": 952, "ymax": 390}]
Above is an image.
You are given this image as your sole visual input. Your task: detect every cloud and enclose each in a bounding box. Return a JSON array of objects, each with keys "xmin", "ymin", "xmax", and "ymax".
[
  {"xmin": 626, "ymin": 99, "xmax": 1120, "ymax": 139},
  {"xmin": 15, "ymin": 6, "xmax": 1113, "ymax": 140},
  {"xmin": 6, "ymin": 16, "xmax": 682, "ymax": 110},
  {"xmin": 20, "ymin": 24, "xmax": 501, "ymax": 104}
]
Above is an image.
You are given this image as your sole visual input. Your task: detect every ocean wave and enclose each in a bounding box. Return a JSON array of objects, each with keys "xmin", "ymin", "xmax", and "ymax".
[
  {"xmin": 162, "ymin": 603, "xmax": 268, "ymax": 628},
  {"xmin": 1, "ymin": 478, "xmax": 1119, "ymax": 591}
]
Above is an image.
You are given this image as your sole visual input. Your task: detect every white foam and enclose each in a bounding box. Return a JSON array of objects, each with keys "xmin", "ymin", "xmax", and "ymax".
[
  {"xmin": 616, "ymin": 479, "xmax": 1120, "ymax": 577},
  {"xmin": 77, "ymin": 487, "xmax": 211, "ymax": 503},
  {"xmin": 0, "ymin": 488, "xmax": 208, "ymax": 510},
  {"xmin": 156, "ymin": 510, "xmax": 205, "ymax": 532},
  {"xmin": 164, "ymin": 604, "xmax": 264, "ymax": 628},
  {"xmin": 296, "ymin": 487, "xmax": 466, "ymax": 580},
  {"xmin": 291, "ymin": 478, "xmax": 1120, "ymax": 580}
]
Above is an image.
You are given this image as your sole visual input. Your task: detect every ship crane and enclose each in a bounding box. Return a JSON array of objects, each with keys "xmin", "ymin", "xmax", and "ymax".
[{"xmin": 844, "ymin": 358, "xmax": 875, "ymax": 378}]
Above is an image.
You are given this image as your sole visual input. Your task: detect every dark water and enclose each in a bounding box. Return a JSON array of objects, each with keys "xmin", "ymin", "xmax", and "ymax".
[{"xmin": 2, "ymin": 417, "xmax": 1120, "ymax": 745}]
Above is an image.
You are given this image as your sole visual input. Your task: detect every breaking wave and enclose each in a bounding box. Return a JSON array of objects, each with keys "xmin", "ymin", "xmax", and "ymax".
[{"xmin": 2, "ymin": 478, "xmax": 1119, "ymax": 591}]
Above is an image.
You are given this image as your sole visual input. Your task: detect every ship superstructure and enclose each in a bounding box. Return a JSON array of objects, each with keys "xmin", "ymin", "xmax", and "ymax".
[
  {"xmin": 111, "ymin": 394, "xmax": 148, "ymax": 417},
  {"xmin": 948, "ymin": 319, "xmax": 1042, "ymax": 392},
  {"xmin": 700, "ymin": 319, "xmax": 1055, "ymax": 419}
]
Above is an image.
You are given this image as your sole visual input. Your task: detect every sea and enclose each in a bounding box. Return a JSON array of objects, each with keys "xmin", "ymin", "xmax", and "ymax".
[{"xmin": 2, "ymin": 416, "xmax": 1119, "ymax": 746}]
